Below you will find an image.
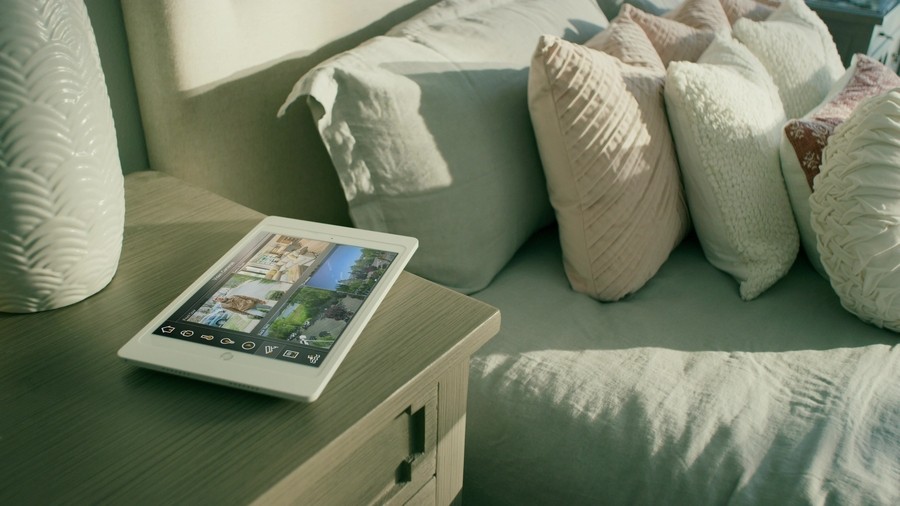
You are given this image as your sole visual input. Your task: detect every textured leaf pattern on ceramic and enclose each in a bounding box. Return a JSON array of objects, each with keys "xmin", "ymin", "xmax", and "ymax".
[{"xmin": 0, "ymin": 0, "xmax": 125, "ymax": 312}]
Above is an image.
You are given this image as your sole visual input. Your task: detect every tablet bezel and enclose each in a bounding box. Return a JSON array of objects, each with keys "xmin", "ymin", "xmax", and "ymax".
[{"xmin": 118, "ymin": 216, "xmax": 418, "ymax": 402}]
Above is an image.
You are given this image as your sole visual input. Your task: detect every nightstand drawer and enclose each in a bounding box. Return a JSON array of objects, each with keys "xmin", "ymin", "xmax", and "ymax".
[{"xmin": 298, "ymin": 389, "xmax": 438, "ymax": 505}]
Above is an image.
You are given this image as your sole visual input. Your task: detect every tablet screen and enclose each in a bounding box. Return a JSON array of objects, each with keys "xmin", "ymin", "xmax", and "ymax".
[{"xmin": 153, "ymin": 232, "xmax": 398, "ymax": 367}]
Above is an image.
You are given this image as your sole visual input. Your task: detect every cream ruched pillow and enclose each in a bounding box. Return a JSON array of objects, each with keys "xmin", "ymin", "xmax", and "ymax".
[
  {"xmin": 809, "ymin": 89, "xmax": 900, "ymax": 333},
  {"xmin": 529, "ymin": 22, "xmax": 690, "ymax": 301},
  {"xmin": 665, "ymin": 35, "xmax": 798, "ymax": 300}
]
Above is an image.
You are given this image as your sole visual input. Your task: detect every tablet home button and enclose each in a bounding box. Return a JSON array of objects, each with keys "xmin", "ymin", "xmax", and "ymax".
[{"xmin": 220, "ymin": 352, "xmax": 234, "ymax": 361}]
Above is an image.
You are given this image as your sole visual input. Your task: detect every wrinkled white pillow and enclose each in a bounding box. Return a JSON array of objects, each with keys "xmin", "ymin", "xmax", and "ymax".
[
  {"xmin": 809, "ymin": 88, "xmax": 900, "ymax": 333},
  {"xmin": 665, "ymin": 35, "xmax": 798, "ymax": 300},
  {"xmin": 281, "ymin": 0, "xmax": 608, "ymax": 293},
  {"xmin": 732, "ymin": 0, "xmax": 843, "ymax": 119}
]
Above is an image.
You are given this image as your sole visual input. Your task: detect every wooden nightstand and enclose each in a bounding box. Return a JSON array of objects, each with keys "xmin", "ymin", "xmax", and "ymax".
[{"xmin": 0, "ymin": 171, "xmax": 500, "ymax": 505}]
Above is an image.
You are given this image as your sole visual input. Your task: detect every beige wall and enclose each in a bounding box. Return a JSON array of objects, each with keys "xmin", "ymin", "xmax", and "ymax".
[{"xmin": 83, "ymin": 0, "xmax": 442, "ymax": 181}]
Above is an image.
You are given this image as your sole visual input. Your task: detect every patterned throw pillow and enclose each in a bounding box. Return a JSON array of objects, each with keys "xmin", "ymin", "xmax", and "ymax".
[
  {"xmin": 784, "ymin": 55, "xmax": 900, "ymax": 190},
  {"xmin": 779, "ymin": 55, "xmax": 900, "ymax": 276},
  {"xmin": 528, "ymin": 20, "xmax": 690, "ymax": 301}
]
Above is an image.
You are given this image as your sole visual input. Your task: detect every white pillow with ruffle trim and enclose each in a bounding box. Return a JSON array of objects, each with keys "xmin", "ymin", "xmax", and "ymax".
[{"xmin": 809, "ymin": 88, "xmax": 900, "ymax": 333}]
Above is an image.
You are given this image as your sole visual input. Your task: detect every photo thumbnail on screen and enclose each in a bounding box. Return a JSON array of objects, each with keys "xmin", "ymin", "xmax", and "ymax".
[
  {"xmin": 183, "ymin": 234, "xmax": 331, "ymax": 333},
  {"xmin": 258, "ymin": 245, "xmax": 398, "ymax": 350}
]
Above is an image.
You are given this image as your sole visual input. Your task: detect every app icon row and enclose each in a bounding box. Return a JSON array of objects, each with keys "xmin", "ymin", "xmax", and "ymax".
[
  {"xmin": 159, "ymin": 324, "xmax": 323, "ymax": 367},
  {"xmin": 161, "ymin": 325, "xmax": 256, "ymax": 349}
]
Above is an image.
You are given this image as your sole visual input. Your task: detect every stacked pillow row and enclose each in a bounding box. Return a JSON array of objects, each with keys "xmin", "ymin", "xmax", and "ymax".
[
  {"xmin": 283, "ymin": 0, "xmax": 614, "ymax": 294},
  {"xmin": 529, "ymin": 0, "xmax": 900, "ymax": 330},
  {"xmin": 287, "ymin": 0, "xmax": 899, "ymax": 331}
]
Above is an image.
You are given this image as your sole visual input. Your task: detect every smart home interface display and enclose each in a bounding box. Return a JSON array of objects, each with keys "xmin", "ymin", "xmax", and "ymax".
[{"xmin": 154, "ymin": 231, "xmax": 398, "ymax": 368}]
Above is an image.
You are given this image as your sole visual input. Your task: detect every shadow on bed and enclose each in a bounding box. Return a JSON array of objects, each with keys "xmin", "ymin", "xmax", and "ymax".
[{"xmin": 464, "ymin": 225, "xmax": 899, "ymax": 505}]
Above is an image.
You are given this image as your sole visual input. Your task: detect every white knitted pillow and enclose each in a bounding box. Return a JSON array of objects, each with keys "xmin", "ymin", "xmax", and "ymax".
[
  {"xmin": 665, "ymin": 35, "xmax": 798, "ymax": 300},
  {"xmin": 732, "ymin": 0, "xmax": 844, "ymax": 119},
  {"xmin": 809, "ymin": 88, "xmax": 900, "ymax": 333}
]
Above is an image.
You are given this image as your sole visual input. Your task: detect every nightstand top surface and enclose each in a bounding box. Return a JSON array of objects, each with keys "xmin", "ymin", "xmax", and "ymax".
[{"xmin": 0, "ymin": 171, "xmax": 499, "ymax": 504}]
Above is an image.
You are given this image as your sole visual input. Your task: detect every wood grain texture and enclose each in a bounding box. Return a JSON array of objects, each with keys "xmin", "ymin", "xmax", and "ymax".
[
  {"xmin": 0, "ymin": 171, "xmax": 500, "ymax": 504},
  {"xmin": 435, "ymin": 360, "xmax": 470, "ymax": 505}
]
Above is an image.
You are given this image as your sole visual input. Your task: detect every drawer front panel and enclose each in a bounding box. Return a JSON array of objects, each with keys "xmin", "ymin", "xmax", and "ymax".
[{"xmin": 294, "ymin": 389, "xmax": 438, "ymax": 505}]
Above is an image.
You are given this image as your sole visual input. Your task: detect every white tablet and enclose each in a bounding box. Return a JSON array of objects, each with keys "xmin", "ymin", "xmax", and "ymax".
[{"xmin": 118, "ymin": 216, "xmax": 417, "ymax": 402}]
